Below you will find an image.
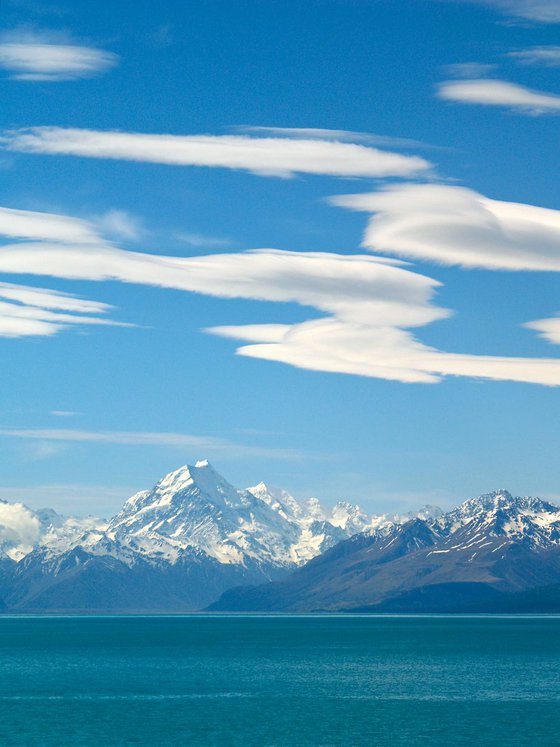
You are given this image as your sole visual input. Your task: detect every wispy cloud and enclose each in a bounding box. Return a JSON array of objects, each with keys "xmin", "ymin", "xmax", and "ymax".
[
  {"xmin": 175, "ymin": 231, "xmax": 235, "ymax": 249},
  {"xmin": 0, "ymin": 31, "xmax": 118, "ymax": 81},
  {"xmin": 0, "ymin": 281, "xmax": 130, "ymax": 337},
  {"xmin": 92, "ymin": 210, "xmax": 145, "ymax": 241},
  {"xmin": 444, "ymin": 62, "xmax": 497, "ymax": 78},
  {"xmin": 0, "ymin": 428, "xmax": 302, "ymax": 460},
  {"xmin": 0, "ymin": 206, "xmax": 130, "ymax": 337},
  {"xmin": 0, "ymin": 127, "xmax": 432, "ymax": 179},
  {"xmin": 330, "ymin": 183, "xmax": 560, "ymax": 272},
  {"xmin": 233, "ymin": 125, "xmax": 436, "ymax": 151},
  {"xmin": 507, "ymin": 46, "xmax": 560, "ymax": 66},
  {"xmin": 453, "ymin": 1, "xmax": 560, "ymax": 22},
  {"xmin": 0, "ymin": 482, "xmax": 132, "ymax": 516},
  {"xmin": 437, "ymin": 78, "xmax": 560, "ymax": 114}
]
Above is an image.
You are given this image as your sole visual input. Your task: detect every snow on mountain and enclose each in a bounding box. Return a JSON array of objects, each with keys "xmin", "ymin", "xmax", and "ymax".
[
  {"xmin": 3, "ymin": 471, "xmax": 560, "ymax": 612},
  {"xmin": 433, "ymin": 490, "xmax": 560, "ymax": 550},
  {"xmin": 106, "ymin": 461, "xmax": 370, "ymax": 568},
  {"xmin": 6, "ymin": 467, "xmax": 560, "ymax": 582},
  {"xmin": 210, "ymin": 490, "xmax": 560, "ymax": 614},
  {"xmin": 0, "ymin": 498, "xmax": 105, "ymax": 561},
  {"xmin": 0, "ymin": 461, "xmax": 437, "ymax": 573}
]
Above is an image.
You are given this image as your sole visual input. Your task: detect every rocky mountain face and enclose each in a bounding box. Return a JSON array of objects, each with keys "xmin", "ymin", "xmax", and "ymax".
[
  {"xmin": 0, "ymin": 460, "xmax": 408, "ymax": 611},
  {"xmin": 209, "ymin": 490, "xmax": 560, "ymax": 613}
]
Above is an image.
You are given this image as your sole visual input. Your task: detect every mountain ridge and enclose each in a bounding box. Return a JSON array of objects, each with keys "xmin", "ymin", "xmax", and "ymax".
[
  {"xmin": 1, "ymin": 465, "xmax": 558, "ymax": 613},
  {"xmin": 0, "ymin": 460, "xmax": 415, "ymax": 610},
  {"xmin": 209, "ymin": 489, "xmax": 560, "ymax": 613}
]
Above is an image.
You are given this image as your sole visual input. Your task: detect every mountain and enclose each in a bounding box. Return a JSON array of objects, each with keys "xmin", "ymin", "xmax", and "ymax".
[
  {"xmin": 0, "ymin": 460, "xmax": 387, "ymax": 611},
  {"xmin": 209, "ymin": 490, "xmax": 560, "ymax": 613}
]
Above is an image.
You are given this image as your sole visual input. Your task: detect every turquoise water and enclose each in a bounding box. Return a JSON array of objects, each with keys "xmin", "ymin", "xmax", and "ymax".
[{"xmin": 0, "ymin": 616, "xmax": 559, "ymax": 746}]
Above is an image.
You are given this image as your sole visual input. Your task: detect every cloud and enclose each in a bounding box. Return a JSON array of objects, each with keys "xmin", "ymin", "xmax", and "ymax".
[
  {"xmin": 0, "ymin": 32, "xmax": 118, "ymax": 81},
  {"xmin": 524, "ymin": 316, "xmax": 560, "ymax": 344},
  {"xmin": 330, "ymin": 183, "xmax": 560, "ymax": 271},
  {"xmin": 0, "ymin": 204, "xmax": 103, "ymax": 243},
  {"xmin": 0, "ymin": 127, "xmax": 432, "ymax": 179},
  {"xmin": 437, "ymin": 78, "xmax": 560, "ymax": 114},
  {"xmin": 50, "ymin": 410, "xmax": 81, "ymax": 417},
  {"xmin": 0, "ymin": 428, "xmax": 301, "ymax": 459},
  {"xmin": 0, "ymin": 502, "xmax": 41, "ymax": 557},
  {"xmin": 444, "ymin": 63, "xmax": 497, "ymax": 78},
  {"xmin": 93, "ymin": 210, "xmax": 145, "ymax": 241},
  {"xmin": 0, "ymin": 206, "xmax": 129, "ymax": 337},
  {"xmin": 0, "ymin": 482, "xmax": 132, "ymax": 516},
  {"xmin": 21, "ymin": 440, "xmax": 68, "ymax": 460},
  {"xmin": 454, "ymin": 0, "xmax": 560, "ymax": 22},
  {"xmin": 175, "ymin": 231, "xmax": 235, "ymax": 249},
  {"xmin": 507, "ymin": 46, "xmax": 560, "ymax": 66},
  {"xmin": 3, "ymin": 202, "xmax": 560, "ymax": 386},
  {"xmin": 234, "ymin": 126, "xmax": 436, "ymax": 151},
  {"xmin": 0, "ymin": 281, "xmax": 130, "ymax": 337}
]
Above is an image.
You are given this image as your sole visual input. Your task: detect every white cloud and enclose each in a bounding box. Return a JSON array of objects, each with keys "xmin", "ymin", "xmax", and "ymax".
[
  {"xmin": 437, "ymin": 78, "xmax": 560, "ymax": 114},
  {"xmin": 93, "ymin": 210, "xmax": 145, "ymax": 241},
  {"xmin": 445, "ymin": 62, "xmax": 497, "ymax": 77},
  {"xmin": 0, "ymin": 281, "xmax": 128, "ymax": 338},
  {"xmin": 2, "ymin": 202, "xmax": 560, "ymax": 385},
  {"xmin": 524, "ymin": 316, "xmax": 560, "ymax": 344},
  {"xmin": 330, "ymin": 183, "xmax": 560, "ymax": 271},
  {"xmin": 0, "ymin": 502, "xmax": 41, "ymax": 558},
  {"xmin": 0, "ymin": 204, "xmax": 103, "ymax": 243},
  {"xmin": 0, "ymin": 127, "xmax": 432, "ymax": 179},
  {"xmin": 0, "ymin": 482, "xmax": 127, "ymax": 516},
  {"xmin": 0, "ymin": 30, "xmax": 118, "ymax": 81},
  {"xmin": 507, "ymin": 46, "xmax": 560, "ymax": 66},
  {"xmin": 0, "ymin": 428, "xmax": 301, "ymax": 459},
  {"xmin": 0, "ymin": 243, "xmax": 446, "ymax": 329},
  {"xmin": 50, "ymin": 410, "xmax": 81, "ymax": 417},
  {"xmin": 234, "ymin": 125, "xmax": 434, "ymax": 150},
  {"xmin": 175, "ymin": 231, "xmax": 234, "ymax": 249},
  {"xmin": 455, "ymin": 0, "xmax": 560, "ymax": 22}
]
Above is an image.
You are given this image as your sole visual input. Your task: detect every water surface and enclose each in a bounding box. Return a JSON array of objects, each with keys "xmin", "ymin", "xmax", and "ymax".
[{"xmin": 0, "ymin": 615, "xmax": 558, "ymax": 745}]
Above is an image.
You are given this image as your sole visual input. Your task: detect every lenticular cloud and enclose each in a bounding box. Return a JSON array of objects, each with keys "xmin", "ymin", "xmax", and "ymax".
[
  {"xmin": 0, "ymin": 127, "xmax": 431, "ymax": 179},
  {"xmin": 1, "ymin": 202, "xmax": 560, "ymax": 385},
  {"xmin": 331, "ymin": 183, "xmax": 560, "ymax": 271}
]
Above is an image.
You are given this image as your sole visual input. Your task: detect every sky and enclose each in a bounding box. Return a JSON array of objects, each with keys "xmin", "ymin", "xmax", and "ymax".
[{"xmin": 1, "ymin": 0, "xmax": 560, "ymax": 516}]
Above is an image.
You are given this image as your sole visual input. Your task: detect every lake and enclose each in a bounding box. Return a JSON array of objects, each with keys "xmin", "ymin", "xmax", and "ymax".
[{"xmin": 0, "ymin": 615, "xmax": 558, "ymax": 745}]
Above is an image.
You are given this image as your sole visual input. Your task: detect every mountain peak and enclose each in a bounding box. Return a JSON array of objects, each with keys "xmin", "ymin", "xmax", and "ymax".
[{"xmin": 457, "ymin": 490, "xmax": 557, "ymax": 516}]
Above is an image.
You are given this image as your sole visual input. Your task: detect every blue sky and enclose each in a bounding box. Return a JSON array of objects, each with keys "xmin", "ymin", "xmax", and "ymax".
[{"xmin": 1, "ymin": 0, "xmax": 560, "ymax": 516}]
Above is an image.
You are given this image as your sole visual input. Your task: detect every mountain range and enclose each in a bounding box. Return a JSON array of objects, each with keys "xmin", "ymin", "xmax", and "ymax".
[
  {"xmin": 0, "ymin": 460, "xmax": 426, "ymax": 611},
  {"xmin": 210, "ymin": 490, "xmax": 560, "ymax": 613},
  {"xmin": 2, "ymin": 461, "xmax": 559, "ymax": 613}
]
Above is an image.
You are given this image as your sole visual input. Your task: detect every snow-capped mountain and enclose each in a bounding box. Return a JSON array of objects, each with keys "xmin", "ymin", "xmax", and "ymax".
[
  {"xmin": 0, "ymin": 498, "xmax": 105, "ymax": 562},
  {"xmin": 107, "ymin": 460, "xmax": 339, "ymax": 567},
  {"xmin": 433, "ymin": 490, "xmax": 560, "ymax": 549},
  {"xmin": 5, "ymin": 467, "xmax": 560, "ymax": 613},
  {"xmin": 211, "ymin": 489, "xmax": 560, "ymax": 614},
  {"xmin": 0, "ymin": 460, "xmax": 406, "ymax": 610}
]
